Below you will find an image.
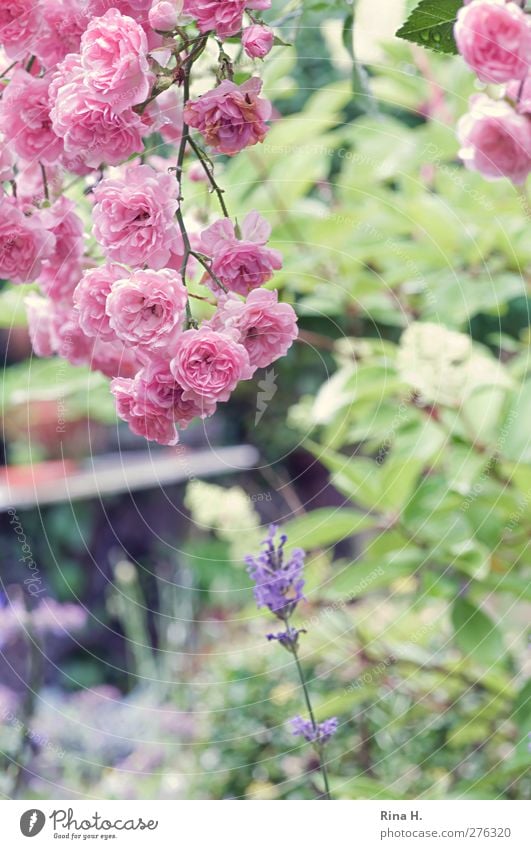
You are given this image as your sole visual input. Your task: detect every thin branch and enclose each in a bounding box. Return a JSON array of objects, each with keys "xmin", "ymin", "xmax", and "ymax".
[
  {"xmin": 187, "ymin": 134, "xmax": 230, "ymax": 218},
  {"xmin": 190, "ymin": 250, "xmax": 228, "ymax": 293}
]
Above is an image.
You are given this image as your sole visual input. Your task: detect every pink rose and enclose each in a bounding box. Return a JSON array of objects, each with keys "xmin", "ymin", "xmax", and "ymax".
[
  {"xmin": 136, "ymin": 358, "xmax": 215, "ymax": 426},
  {"xmin": 458, "ymin": 94, "xmax": 531, "ymax": 183},
  {"xmin": 242, "ymin": 25, "xmax": 274, "ymax": 59},
  {"xmin": 25, "ymin": 294, "xmax": 56, "ymax": 357},
  {"xmin": 74, "ymin": 262, "xmax": 126, "ymax": 341},
  {"xmin": 50, "ymin": 301, "xmax": 139, "ymax": 376},
  {"xmin": 455, "ymin": 0, "xmax": 531, "ymax": 84},
  {"xmin": 106, "ymin": 268, "xmax": 188, "ymax": 351},
  {"xmin": 183, "ymin": 0, "xmax": 246, "ymax": 38},
  {"xmin": 0, "ymin": 0, "xmax": 41, "ymax": 60},
  {"xmin": 200, "ymin": 210, "xmax": 282, "ymax": 295},
  {"xmin": 38, "ymin": 197, "xmax": 85, "ymax": 301},
  {"xmin": 170, "ymin": 326, "xmax": 253, "ymax": 404},
  {"xmin": 0, "ymin": 199, "xmax": 54, "ymax": 284},
  {"xmin": 51, "ymin": 303, "xmax": 94, "ymax": 366},
  {"xmin": 50, "ymin": 57, "xmax": 147, "ymax": 168},
  {"xmin": 86, "ymin": 0, "xmax": 153, "ymax": 18},
  {"xmin": 210, "ymin": 289, "xmax": 298, "ymax": 369},
  {"xmin": 184, "ymin": 77, "xmax": 271, "ymax": 156},
  {"xmin": 92, "ymin": 164, "xmax": 182, "ymax": 268},
  {"xmin": 80, "ymin": 9, "xmax": 154, "ymax": 111},
  {"xmin": 110, "ymin": 375, "xmax": 179, "ymax": 445},
  {"xmin": 90, "ymin": 337, "xmax": 140, "ymax": 378},
  {"xmin": 0, "ymin": 70, "xmax": 64, "ymax": 165},
  {"xmin": 35, "ymin": 0, "xmax": 89, "ymax": 69},
  {"xmin": 149, "ymin": 0, "xmax": 184, "ymax": 31}
]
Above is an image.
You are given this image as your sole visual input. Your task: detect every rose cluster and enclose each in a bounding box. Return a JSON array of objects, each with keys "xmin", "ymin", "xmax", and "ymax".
[
  {"xmin": 454, "ymin": 0, "xmax": 531, "ymax": 184},
  {"xmin": 0, "ymin": 1, "xmax": 297, "ymax": 445}
]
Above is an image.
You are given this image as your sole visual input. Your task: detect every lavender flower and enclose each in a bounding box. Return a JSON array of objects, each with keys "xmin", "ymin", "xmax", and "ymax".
[
  {"xmin": 245, "ymin": 524, "xmax": 305, "ymax": 618},
  {"xmin": 291, "ymin": 715, "xmax": 338, "ymax": 746},
  {"xmin": 246, "ymin": 524, "xmax": 336, "ymax": 799},
  {"xmin": 267, "ymin": 626, "xmax": 306, "ymax": 651}
]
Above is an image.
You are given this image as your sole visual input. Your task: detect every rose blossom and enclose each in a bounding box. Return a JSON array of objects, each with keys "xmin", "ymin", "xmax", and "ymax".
[
  {"xmin": 184, "ymin": 77, "xmax": 271, "ymax": 155},
  {"xmin": 86, "ymin": 0, "xmax": 153, "ymax": 19},
  {"xmin": 0, "ymin": 0, "xmax": 41, "ymax": 60},
  {"xmin": 106, "ymin": 268, "xmax": 188, "ymax": 351},
  {"xmin": 242, "ymin": 25, "xmax": 274, "ymax": 59},
  {"xmin": 110, "ymin": 376, "xmax": 179, "ymax": 445},
  {"xmin": 80, "ymin": 9, "xmax": 154, "ymax": 110},
  {"xmin": 136, "ymin": 358, "xmax": 216, "ymax": 425},
  {"xmin": 183, "ymin": 0, "xmax": 246, "ymax": 38},
  {"xmin": 73, "ymin": 262, "xmax": 126, "ymax": 341},
  {"xmin": 149, "ymin": 0, "xmax": 184, "ymax": 31},
  {"xmin": 92, "ymin": 164, "xmax": 182, "ymax": 268},
  {"xmin": 51, "ymin": 303, "xmax": 94, "ymax": 366},
  {"xmin": 170, "ymin": 326, "xmax": 253, "ymax": 404},
  {"xmin": 200, "ymin": 210, "xmax": 282, "ymax": 295},
  {"xmin": 49, "ymin": 301, "xmax": 139, "ymax": 376},
  {"xmin": 457, "ymin": 94, "xmax": 531, "ymax": 183},
  {"xmin": 455, "ymin": 0, "xmax": 531, "ymax": 84},
  {"xmin": 50, "ymin": 55, "xmax": 147, "ymax": 168},
  {"xmin": 90, "ymin": 336, "xmax": 140, "ymax": 378},
  {"xmin": 0, "ymin": 199, "xmax": 54, "ymax": 284},
  {"xmin": 25, "ymin": 294, "xmax": 56, "ymax": 357},
  {"xmin": 183, "ymin": 0, "xmax": 270, "ymax": 38},
  {"xmin": 35, "ymin": 0, "xmax": 90, "ymax": 69},
  {"xmin": 38, "ymin": 197, "xmax": 85, "ymax": 300},
  {"xmin": 210, "ymin": 289, "xmax": 298, "ymax": 369},
  {"xmin": 0, "ymin": 70, "xmax": 64, "ymax": 165}
]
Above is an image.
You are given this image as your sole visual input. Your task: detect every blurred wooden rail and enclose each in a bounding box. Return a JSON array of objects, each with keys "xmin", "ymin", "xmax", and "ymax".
[{"xmin": 0, "ymin": 444, "xmax": 259, "ymax": 511}]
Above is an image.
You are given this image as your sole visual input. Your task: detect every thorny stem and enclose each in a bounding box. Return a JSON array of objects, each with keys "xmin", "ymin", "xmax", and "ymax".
[
  {"xmin": 292, "ymin": 641, "xmax": 332, "ymax": 800},
  {"xmin": 190, "ymin": 250, "xmax": 228, "ymax": 293},
  {"xmin": 172, "ymin": 34, "xmax": 228, "ymax": 327},
  {"xmin": 187, "ymin": 135, "xmax": 230, "ymax": 217},
  {"xmin": 174, "ymin": 59, "xmax": 196, "ymax": 327},
  {"xmin": 40, "ymin": 163, "xmax": 49, "ymax": 202},
  {"xmin": 0, "ymin": 60, "xmax": 17, "ymax": 79}
]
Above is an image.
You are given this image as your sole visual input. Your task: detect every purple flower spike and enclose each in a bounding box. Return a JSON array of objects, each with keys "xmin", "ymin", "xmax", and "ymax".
[
  {"xmin": 266, "ymin": 626, "xmax": 306, "ymax": 651},
  {"xmin": 245, "ymin": 524, "xmax": 305, "ymax": 619},
  {"xmin": 291, "ymin": 715, "xmax": 338, "ymax": 746}
]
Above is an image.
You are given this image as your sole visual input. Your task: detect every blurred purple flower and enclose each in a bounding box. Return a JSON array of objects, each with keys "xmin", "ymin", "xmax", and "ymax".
[
  {"xmin": 245, "ymin": 525, "xmax": 305, "ymax": 618},
  {"xmin": 267, "ymin": 626, "xmax": 306, "ymax": 650},
  {"xmin": 31, "ymin": 599, "xmax": 87, "ymax": 636},
  {"xmin": 291, "ymin": 715, "xmax": 338, "ymax": 745},
  {"xmin": 0, "ymin": 596, "xmax": 86, "ymax": 649}
]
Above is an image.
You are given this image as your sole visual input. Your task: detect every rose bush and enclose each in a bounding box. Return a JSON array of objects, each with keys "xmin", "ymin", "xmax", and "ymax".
[{"xmin": 0, "ymin": 0, "xmax": 297, "ymax": 445}]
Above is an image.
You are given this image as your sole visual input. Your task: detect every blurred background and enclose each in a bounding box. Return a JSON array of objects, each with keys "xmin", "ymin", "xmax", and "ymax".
[{"xmin": 0, "ymin": 0, "xmax": 530, "ymax": 800}]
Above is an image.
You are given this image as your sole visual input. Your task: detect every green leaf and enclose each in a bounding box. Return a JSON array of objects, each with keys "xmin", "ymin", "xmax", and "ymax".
[
  {"xmin": 396, "ymin": 0, "xmax": 462, "ymax": 55},
  {"xmin": 451, "ymin": 597, "xmax": 506, "ymax": 669},
  {"xmin": 323, "ymin": 547, "xmax": 425, "ymax": 601},
  {"xmin": 281, "ymin": 508, "xmax": 377, "ymax": 549}
]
